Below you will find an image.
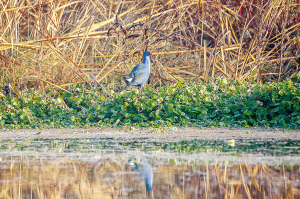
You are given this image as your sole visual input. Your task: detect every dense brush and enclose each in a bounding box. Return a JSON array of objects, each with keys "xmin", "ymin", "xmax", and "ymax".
[{"xmin": 0, "ymin": 0, "xmax": 299, "ymax": 94}]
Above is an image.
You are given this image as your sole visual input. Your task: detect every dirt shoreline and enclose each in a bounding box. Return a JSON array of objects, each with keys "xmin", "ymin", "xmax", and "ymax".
[{"xmin": 0, "ymin": 127, "xmax": 300, "ymax": 141}]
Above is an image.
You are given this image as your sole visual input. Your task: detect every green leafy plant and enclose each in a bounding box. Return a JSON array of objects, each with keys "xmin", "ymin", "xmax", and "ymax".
[{"xmin": 0, "ymin": 80, "xmax": 299, "ymax": 129}]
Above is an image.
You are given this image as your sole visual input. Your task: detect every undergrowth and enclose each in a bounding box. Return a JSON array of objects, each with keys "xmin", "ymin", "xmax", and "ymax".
[{"xmin": 0, "ymin": 79, "xmax": 300, "ymax": 129}]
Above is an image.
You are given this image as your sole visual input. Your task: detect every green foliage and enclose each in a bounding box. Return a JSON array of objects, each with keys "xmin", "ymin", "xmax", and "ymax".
[{"xmin": 1, "ymin": 80, "xmax": 300, "ymax": 129}]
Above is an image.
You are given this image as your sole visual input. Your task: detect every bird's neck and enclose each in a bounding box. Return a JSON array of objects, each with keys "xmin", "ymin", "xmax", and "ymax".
[{"xmin": 142, "ymin": 56, "xmax": 151, "ymax": 66}]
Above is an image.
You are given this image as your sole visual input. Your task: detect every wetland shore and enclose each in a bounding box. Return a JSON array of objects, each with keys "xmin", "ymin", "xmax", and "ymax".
[{"xmin": 1, "ymin": 127, "xmax": 300, "ymax": 140}]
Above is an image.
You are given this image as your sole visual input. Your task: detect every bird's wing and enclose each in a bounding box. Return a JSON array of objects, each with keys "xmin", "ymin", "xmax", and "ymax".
[
  {"xmin": 124, "ymin": 63, "xmax": 143, "ymax": 82},
  {"xmin": 129, "ymin": 63, "xmax": 149, "ymax": 84},
  {"xmin": 129, "ymin": 62, "xmax": 145, "ymax": 76}
]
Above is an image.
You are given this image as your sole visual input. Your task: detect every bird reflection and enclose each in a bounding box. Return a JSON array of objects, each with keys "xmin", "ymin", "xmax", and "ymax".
[{"xmin": 127, "ymin": 159, "xmax": 153, "ymax": 198}]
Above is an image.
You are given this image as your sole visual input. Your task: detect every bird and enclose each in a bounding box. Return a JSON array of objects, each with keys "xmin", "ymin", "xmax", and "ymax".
[
  {"xmin": 124, "ymin": 49, "xmax": 152, "ymax": 89},
  {"xmin": 127, "ymin": 159, "xmax": 153, "ymax": 197},
  {"xmin": 3, "ymin": 85, "xmax": 17, "ymax": 97},
  {"xmin": 137, "ymin": 160, "xmax": 153, "ymax": 197}
]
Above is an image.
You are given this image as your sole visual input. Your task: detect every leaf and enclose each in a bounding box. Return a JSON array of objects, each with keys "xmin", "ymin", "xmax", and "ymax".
[
  {"xmin": 271, "ymin": 107, "xmax": 280, "ymax": 113},
  {"xmin": 167, "ymin": 88, "xmax": 174, "ymax": 95},
  {"xmin": 201, "ymin": 109, "xmax": 208, "ymax": 114},
  {"xmin": 203, "ymin": 97, "xmax": 211, "ymax": 102},
  {"xmin": 95, "ymin": 105, "xmax": 101, "ymax": 111},
  {"xmin": 256, "ymin": 101, "xmax": 263, "ymax": 106}
]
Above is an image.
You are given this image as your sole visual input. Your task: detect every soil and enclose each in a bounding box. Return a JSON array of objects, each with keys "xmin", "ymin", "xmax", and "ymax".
[{"xmin": 1, "ymin": 127, "xmax": 300, "ymax": 141}]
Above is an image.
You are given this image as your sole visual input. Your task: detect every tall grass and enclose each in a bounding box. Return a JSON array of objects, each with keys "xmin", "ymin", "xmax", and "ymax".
[{"xmin": 0, "ymin": 0, "xmax": 300, "ymax": 94}]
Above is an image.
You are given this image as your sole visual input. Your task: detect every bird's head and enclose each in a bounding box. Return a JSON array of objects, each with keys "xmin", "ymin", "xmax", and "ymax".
[
  {"xmin": 143, "ymin": 50, "xmax": 152, "ymax": 62},
  {"xmin": 144, "ymin": 49, "xmax": 152, "ymax": 56}
]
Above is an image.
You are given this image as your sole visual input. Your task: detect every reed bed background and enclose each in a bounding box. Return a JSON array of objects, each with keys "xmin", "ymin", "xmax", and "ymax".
[
  {"xmin": 0, "ymin": 157, "xmax": 299, "ymax": 199},
  {"xmin": 1, "ymin": 0, "xmax": 300, "ymax": 94}
]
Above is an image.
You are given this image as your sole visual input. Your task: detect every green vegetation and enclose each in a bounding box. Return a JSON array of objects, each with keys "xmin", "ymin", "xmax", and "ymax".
[
  {"xmin": 1, "ymin": 79, "xmax": 299, "ymax": 129},
  {"xmin": 1, "ymin": 0, "xmax": 300, "ymax": 129}
]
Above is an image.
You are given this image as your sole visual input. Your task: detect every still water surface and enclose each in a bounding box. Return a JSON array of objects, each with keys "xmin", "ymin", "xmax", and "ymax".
[{"xmin": 0, "ymin": 138, "xmax": 300, "ymax": 198}]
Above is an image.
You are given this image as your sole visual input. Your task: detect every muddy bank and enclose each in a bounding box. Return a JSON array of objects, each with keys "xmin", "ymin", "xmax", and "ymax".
[{"xmin": 0, "ymin": 127, "xmax": 300, "ymax": 141}]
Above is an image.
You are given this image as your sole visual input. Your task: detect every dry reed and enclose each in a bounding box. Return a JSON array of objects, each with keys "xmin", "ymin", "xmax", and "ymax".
[{"xmin": 0, "ymin": 0, "xmax": 300, "ymax": 93}]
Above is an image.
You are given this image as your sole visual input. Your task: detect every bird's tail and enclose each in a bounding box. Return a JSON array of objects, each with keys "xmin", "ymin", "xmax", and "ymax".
[{"xmin": 123, "ymin": 75, "xmax": 133, "ymax": 86}]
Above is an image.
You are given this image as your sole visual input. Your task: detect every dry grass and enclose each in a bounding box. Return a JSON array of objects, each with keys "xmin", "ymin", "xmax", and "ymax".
[
  {"xmin": 0, "ymin": 0, "xmax": 300, "ymax": 93},
  {"xmin": 0, "ymin": 157, "xmax": 299, "ymax": 199}
]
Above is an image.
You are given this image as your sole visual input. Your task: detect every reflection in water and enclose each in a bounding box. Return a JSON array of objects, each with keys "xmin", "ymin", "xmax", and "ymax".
[
  {"xmin": 127, "ymin": 159, "xmax": 153, "ymax": 197},
  {"xmin": 0, "ymin": 138, "xmax": 300, "ymax": 198}
]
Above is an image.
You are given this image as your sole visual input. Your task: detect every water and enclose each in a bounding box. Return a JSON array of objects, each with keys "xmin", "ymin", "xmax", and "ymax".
[{"xmin": 1, "ymin": 138, "xmax": 300, "ymax": 198}]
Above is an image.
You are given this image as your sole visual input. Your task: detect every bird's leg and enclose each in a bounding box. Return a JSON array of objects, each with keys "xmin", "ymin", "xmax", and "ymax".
[{"xmin": 138, "ymin": 85, "xmax": 143, "ymax": 93}]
